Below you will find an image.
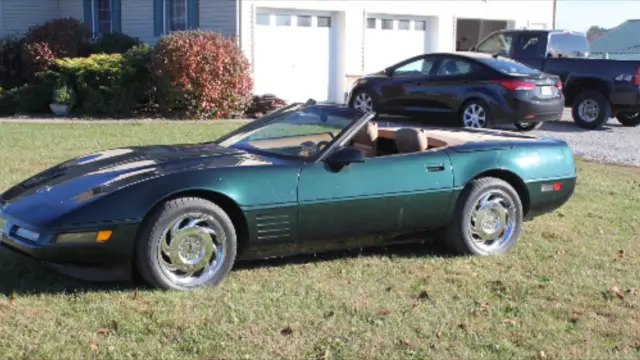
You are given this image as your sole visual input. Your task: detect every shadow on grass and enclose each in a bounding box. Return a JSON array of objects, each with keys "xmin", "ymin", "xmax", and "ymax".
[{"xmin": 0, "ymin": 239, "xmax": 454, "ymax": 296}]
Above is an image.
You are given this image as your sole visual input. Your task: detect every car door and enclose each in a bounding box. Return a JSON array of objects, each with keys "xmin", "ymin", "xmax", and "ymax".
[
  {"xmin": 379, "ymin": 56, "xmax": 438, "ymax": 112},
  {"xmin": 421, "ymin": 56, "xmax": 484, "ymax": 115},
  {"xmin": 296, "ymin": 150, "xmax": 454, "ymax": 243}
]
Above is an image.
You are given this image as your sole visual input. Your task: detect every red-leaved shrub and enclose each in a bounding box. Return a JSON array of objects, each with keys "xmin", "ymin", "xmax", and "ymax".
[
  {"xmin": 22, "ymin": 18, "xmax": 92, "ymax": 78},
  {"xmin": 151, "ymin": 30, "xmax": 253, "ymax": 119}
]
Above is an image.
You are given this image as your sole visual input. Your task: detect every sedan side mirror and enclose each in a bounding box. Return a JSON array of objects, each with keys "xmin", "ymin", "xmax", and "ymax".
[
  {"xmin": 325, "ymin": 146, "xmax": 365, "ymax": 169},
  {"xmin": 469, "ymin": 46, "xmax": 477, "ymax": 51},
  {"xmin": 383, "ymin": 67, "xmax": 394, "ymax": 77}
]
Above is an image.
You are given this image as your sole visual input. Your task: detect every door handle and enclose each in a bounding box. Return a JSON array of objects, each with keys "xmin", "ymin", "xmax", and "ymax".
[{"xmin": 426, "ymin": 163, "xmax": 445, "ymax": 172}]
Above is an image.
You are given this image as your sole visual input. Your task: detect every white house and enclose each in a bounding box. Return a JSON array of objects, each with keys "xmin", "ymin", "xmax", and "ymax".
[{"xmin": 0, "ymin": 0, "xmax": 554, "ymax": 104}]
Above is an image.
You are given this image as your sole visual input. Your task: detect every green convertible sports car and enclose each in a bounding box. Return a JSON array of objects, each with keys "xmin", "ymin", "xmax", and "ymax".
[{"xmin": 0, "ymin": 102, "xmax": 576, "ymax": 290}]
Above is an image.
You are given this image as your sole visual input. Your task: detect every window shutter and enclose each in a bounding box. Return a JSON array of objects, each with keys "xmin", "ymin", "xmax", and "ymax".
[
  {"xmin": 83, "ymin": 0, "xmax": 94, "ymax": 34},
  {"xmin": 111, "ymin": 0, "xmax": 122, "ymax": 33},
  {"xmin": 154, "ymin": 0, "xmax": 164, "ymax": 37},
  {"xmin": 187, "ymin": 0, "xmax": 200, "ymax": 29}
]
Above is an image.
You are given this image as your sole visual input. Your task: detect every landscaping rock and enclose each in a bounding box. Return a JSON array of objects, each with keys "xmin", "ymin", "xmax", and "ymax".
[{"xmin": 245, "ymin": 94, "xmax": 288, "ymax": 119}]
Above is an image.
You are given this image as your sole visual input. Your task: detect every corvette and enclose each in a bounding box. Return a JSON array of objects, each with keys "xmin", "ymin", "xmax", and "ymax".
[{"xmin": 0, "ymin": 102, "xmax": 576, "ymax": 290}]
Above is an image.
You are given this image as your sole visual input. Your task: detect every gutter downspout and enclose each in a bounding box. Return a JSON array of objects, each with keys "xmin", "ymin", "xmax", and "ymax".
[{"xmin": 552, "ymin": 0, "xmax": 557, "ymax": 29}]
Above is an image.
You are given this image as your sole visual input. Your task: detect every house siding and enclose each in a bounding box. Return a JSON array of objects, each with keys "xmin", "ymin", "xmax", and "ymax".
[
  {"xmin": 0, "ymin": 0, "xmax": 59, "ymax": 37},
  {"xmin": 122, "ymin": 0, "xmax": 156, "ymax": 44},
  {"xmin": 200, "ymin": 0, "xmax": 237, "ymax": 38},
  {"xmin": 58, "ymin": 0, "xmax": 84, "ymax": 21}
]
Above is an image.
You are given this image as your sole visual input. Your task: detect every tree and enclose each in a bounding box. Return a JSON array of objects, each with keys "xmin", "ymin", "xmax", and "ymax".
[{"xmin": 587, "ymin": 25, "xmax": 608, "ymax": 41}]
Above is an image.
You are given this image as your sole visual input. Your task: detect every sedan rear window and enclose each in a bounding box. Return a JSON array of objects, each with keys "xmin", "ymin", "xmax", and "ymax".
[{"xmin": 477, "ymin": 57, "xmax": 540, "ymax": 75}]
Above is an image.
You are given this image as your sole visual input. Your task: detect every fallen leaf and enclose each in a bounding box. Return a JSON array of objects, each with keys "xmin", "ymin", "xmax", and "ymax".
[
  {"xmin": 617, "ymin": 250, "xmax": 625, "ymax": 258},
  {"xmin": 457, "ymin": 323, "xmax": 467, "ymax": 329},
  {"xmin": 538, "ymin": 284, "xmax": 546, "ymax": 289},
  {"xmin": 538, "ymin": 350, "xmax": 547, "ymax": 359},
  {"xmin": 97, "ymin": 328, "xmax": 110, "ymax": 335},
  {"xmin": 397, "ymin": 338, "xmax": 411, "ymax": 346},
  {"xmin": 318, "ymin": 350, "xmax": 330, "ymax": 360},
  {"xmin": 573, "ymin": 309, "xmax": 585, "ymax": 317},
  {"xmin": 628, "ymin": 288, "xmax": 638, "ymax": 295},
  {"xmin": 555, "ymin": 249, "xmax": 568, "ymax": 255},
  {"xmin": 132, "ymin": 290, "xmax": 139, "ymax": 300},
  {"xmin": 435, "ymin": 328, "xmax": 442, "ymax": 338},
  {"xmin": 504, "ymin": 319, "xmax": 516, "ymax": 326},
  {"xmin": 415, "ymin": 327, "xmax": 421, "ymax": 333},
  {"xmin": 411, "ymin": 302, "xmax": 420, "ymax": 312},
  {"xmin": 417, "ymin": 290, "xmax": 430, "ymax": 301},
  {"xmin": 385, "ymin": 286, "xmax": 393, "ymax": 292},
  {"xmin": 345, "ymin": 280, "xmax": 351, "ymax": 285},
  {"xmin": 112, "ymin": 320, "xmax": 119, "ymax": 333},
  {"xmin": 280, "ymin": 326, "xmax": 293, "ymax": 335},
  {"xmin": 611, "ymin": 286, "xmax": 624, "ymax": 299},
  {"xmin": 9, "ymin": 295, "xmax": 15, "ymax": 305},
  {"xmin": 377, "ymin": 310, "xmax": 390, "ymax": 316},
  {"xmin": 90, "ymin": 343, "xmax": 99, "ymax": 352}
]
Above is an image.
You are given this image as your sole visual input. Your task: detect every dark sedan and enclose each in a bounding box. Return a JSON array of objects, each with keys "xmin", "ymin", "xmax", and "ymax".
[{"xmin": 347, "ymin": 51, "xmax": 564, "ymax": 131}]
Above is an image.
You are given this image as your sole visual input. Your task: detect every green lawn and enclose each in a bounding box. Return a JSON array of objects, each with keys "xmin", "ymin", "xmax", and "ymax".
[{"xmin": 0, "ymin": 122, "xmax": 639, "ymax": 360}]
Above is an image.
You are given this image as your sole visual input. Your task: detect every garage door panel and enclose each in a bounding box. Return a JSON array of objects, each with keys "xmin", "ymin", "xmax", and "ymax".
[
  {"xmin": 253, "ymin": 10, "xmax": 336, "ymax": 103},
  {"xmin": 365, "ymin": 16, "xmax": 431, "ymax": 74}
]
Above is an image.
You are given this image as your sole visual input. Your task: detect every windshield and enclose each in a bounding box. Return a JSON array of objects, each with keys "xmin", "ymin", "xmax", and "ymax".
[
  {"xmin": 215, "ymin": 105, "xmax": 366, "ymax": 159},
  {"xmin": 477, "ymin": 56, "xmax": 541, "ymax": 75}
]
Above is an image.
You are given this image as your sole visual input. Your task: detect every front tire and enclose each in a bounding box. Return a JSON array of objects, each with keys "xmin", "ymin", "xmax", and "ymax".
[
  {"xmin": 571, "ymin": 90, "xmax": 611, "ymax": 129},
  {"xmin": 616, "ymin": 112, "xmax": 640, "ymax": 127},
  {"xmin": 135, "ymin": 197, "xmax": 237, "ymax": 290},
  {"xmin": 444, "ymin": 177, "xmax": 523, "ymax": 256},
  {"xmin": 514, "ymin": 121, "xmax": 543, "ymax": 131},
  {"xmin": 460, "ymin": 99, "xmax": 492, "ymax": 128}
]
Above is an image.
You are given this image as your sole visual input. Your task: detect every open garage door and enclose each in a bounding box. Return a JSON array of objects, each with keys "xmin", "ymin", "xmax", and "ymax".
[
  {"xmin": 364, "ymin": 15, "xmax": 434, "ymax": 74},
  {"xmin": 456, "ymin": 19, "xmax": 512, "ymax": 50},
  {"xmin": 253, "ymin": 9, "xmax": 338, "ymax": 103}
]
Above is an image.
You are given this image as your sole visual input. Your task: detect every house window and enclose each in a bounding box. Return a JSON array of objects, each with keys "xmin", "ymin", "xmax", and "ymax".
[
  {"xmin": 317, "ymin": 16, "xmax": 331, "ymax": 28},
  {"xmin": 414, "ymin": 20, "xmax": 426, "ymax": 31},
  {"xmin": 381, "ymin": 19, "xmax": 393, "ymax": 30},
  {"xmin": 94, "ymin": 0, "xmax": 112, "ymax": 35},
  {"xmin": 398, "ymin": 20, "xmax": 410, "ymax": 30},
  {"xmin": 297, "ymin": 15, "xmax": 311, "ymax": 27},
  {"xmin": 366, "ymin": 18, "xmax": 376, "ymax": 29},
  {"xmin": 165, "ymin": 0, "xmax": 187, "ymax": 32},
  {"xmin": 275, "ymin": 14, "xmax": 291, "ymax": 26},
  {"xmin": 256, "ymin": 13, "xmax": 270, "ymax": 26}
]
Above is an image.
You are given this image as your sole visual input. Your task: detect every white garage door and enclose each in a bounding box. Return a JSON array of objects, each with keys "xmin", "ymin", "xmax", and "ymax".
[
  {"xmin": 364, "ymin": 16, "xmax": 433, "ymax": 74},
  {"xmin": 253, "ymin": 10, "xmax": 337, "ymax": 103}
]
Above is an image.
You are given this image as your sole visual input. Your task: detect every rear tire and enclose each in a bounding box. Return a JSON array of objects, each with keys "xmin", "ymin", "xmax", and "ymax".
[
  {"xmin": 135, "ymin": 197, "xmax": 237, "ymax": 291},
  {"xmin": 571, "ymin": 90, "xmax": 611, "ymax": 129},
  {"xmin": 514, "ymin": 121, "xmax": 543, "ymax": 131},
  {"xmin": 444, "ymin": 177, "xmax": 523, "ymax": 256},
  {"xmin": 616, "ymin": 112, "xmax": 640, "ymax": 127},
  {"xmin": 349, "ymin": 88, "xmax": 378, "ymax": 113},
  {"xmin": 459, "ymin": 99, "xmax": 492, "ymax": 128}
]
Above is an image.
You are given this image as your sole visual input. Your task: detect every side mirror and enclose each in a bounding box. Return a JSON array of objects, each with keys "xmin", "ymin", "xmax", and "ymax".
[
  {"xmin": 383, "ymin": 67, "xmax": 394, "ymax": 77},
  {"xmin": 325, "ymin": 146, "xmax": 365, "ymax": 169},
  {"xmin": 469, "ymin": 46, "xmax": 477, "ymax": 51}
]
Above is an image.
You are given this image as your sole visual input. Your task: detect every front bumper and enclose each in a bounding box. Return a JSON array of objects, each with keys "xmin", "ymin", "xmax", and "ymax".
[{"xmin": 0, "ymin": 218, "xmax": 139, "ymax": 282}]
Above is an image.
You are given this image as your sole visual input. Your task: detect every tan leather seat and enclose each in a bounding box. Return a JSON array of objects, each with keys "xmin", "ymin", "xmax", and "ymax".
[
  {"xmin": 352, "ymin": 122, "xmax": 378, "ymax": 156},
  {"xmin": 395, "ymin": 128, "xmax": 429, "ymax": 153}
]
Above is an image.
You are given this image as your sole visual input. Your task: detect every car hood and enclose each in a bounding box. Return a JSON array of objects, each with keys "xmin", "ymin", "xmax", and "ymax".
[{"xmin": 0, "ymin": 143, "xmax": 272, "ymax": 222}]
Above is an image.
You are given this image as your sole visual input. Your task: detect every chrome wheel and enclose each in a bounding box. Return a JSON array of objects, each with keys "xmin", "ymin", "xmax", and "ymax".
[
  {"xmin": 463, "ymin": 103, "xmax": 487, "ymax": 128},
  {"xmin": 353, "ymin": 92, "xmax": 374, "ymax": 113},
  {"xmin": 578, "ymin": 99, "xmax": 599, "ymax": 123},
  {"xmin": 157, "ymin": 213, "xmax": 226, "ymax": 287},
  {"xmin": 468, "ymin": 190, "xmax": 516, "ymax": 252}
]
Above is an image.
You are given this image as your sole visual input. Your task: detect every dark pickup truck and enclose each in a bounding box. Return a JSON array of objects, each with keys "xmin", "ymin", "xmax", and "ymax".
[{"xmin": 471, "ymin": 29, "xmax": 640, "ymax": 129}]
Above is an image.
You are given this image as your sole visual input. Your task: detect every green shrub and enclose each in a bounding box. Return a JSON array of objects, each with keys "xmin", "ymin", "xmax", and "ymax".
[
  {"xmin": 0, "ymin": 34, "xmax": 27, "ymax": 89},
  {"xmin": 43, "ymin": 44, "xmax": 152, "ymax": 115},
  {"xmin": 52, "ymin": 81, "xmax": 75, "ymax": 105},
  {"xmin": 0, "ymin": 80, "xmax": 55, "ymax": 115},
  {"xmin": 151, "ymin": 30, "xmax": 253, "ymax": 119},
  {"xmin": 92, "ymin": 33, "xmax": 143, "ymax": 54}
]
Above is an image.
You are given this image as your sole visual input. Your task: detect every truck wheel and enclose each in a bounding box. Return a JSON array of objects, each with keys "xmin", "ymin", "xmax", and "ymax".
[
  {"xmin": 616, "ymin": 112, "xmax": 640, "ymax": 127},
  {"xmin": 571, "ymin": 90, "xmax": 611, "ymax": 129}
]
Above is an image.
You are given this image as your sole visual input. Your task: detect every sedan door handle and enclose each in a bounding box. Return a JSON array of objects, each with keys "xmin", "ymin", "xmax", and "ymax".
[{"xmin": 426, "ymin": 163, "xmax": 445, "ymax": 172}]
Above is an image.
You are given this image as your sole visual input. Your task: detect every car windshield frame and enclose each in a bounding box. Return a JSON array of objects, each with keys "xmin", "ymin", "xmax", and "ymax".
[
  {"xmin": 211, "ymin": 104, "xmax": 371, "ymax": 162},
  {"xmin": 476, "ymin": 56, "xmax": 541, "ymax": 75}
]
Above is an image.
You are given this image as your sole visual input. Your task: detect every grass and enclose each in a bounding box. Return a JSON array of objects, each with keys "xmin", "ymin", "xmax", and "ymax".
[{"xmin": 0, "ymin": 122, "xmax": 640, "ymax": 359}]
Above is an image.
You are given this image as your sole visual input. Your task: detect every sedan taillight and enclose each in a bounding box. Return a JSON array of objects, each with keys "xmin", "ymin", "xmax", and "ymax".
[
  {"xmin": 493, "ymin": 79, "xmax": 535, "ymax": 91},
  {"xmin": 555, "ymin": 80, "xmax": 563, "ymax": 90}
]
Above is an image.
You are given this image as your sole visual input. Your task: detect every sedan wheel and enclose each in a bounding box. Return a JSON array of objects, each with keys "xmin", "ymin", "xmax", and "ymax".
[
  {"xmin": 461, "ymin": 101, "xmax": 490, "ymax": 128},
  {"xmin": 136, "ymin": 197, "xmax": 237, "ymax": 290},
  {"xmin": 616, "ymin": 112, "xmax": 640, "ymax": 127},
  {"xmin": 351, "ymin": 90, "xmax": 376, "ymax": 113},
  {"xmin": 444, "ymin": 177, "xmax": 523, "ymax": 256}
]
